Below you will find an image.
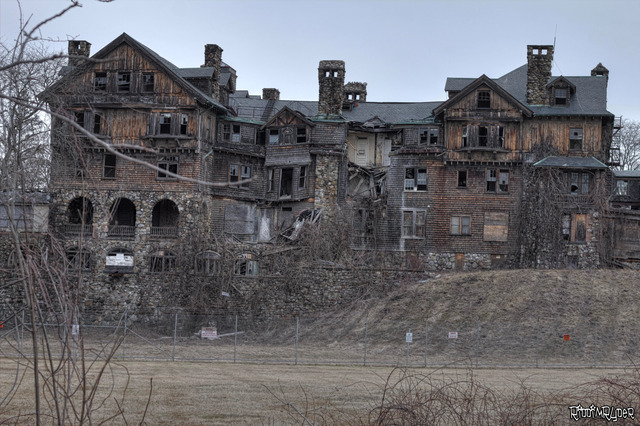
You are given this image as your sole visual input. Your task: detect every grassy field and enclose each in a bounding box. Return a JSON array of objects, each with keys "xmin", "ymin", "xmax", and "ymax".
[{"xmin": 0, "ymin": 358, "xmax": 635, "ymax": 425}]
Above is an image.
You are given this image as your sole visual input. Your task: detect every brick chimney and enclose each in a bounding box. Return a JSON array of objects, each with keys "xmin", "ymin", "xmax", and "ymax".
[
  {"xmin": 68, "ymin": 40, "xmax": 91, "ymax": 67},
  {"xmin": 526, "ymin": 45, "xmax": 553, "ymax": 105},
  {"xmin": 318, "ymin": 60, "xmax": 345, "ymax": 116},
  {"xmin": 202, "ymin": 44, "xmax": 222, "ymax": 101},
  {"xmin": 591, "ymin": 62, "xmax": 609, "ymax": 83},
  {"xmin": 262, "ymin": 88, "xmax": 280, "ymax": 100}
]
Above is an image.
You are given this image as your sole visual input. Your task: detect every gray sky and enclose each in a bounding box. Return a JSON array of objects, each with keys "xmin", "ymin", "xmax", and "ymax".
[{"xmin": 2, "ymin": 0, "xmax": 639, "ymax": 121}]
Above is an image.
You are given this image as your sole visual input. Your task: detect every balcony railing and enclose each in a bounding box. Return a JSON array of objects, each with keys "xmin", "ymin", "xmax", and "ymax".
[
  {"xmin": 107, "ymin": 225, "xmax": 136, "ymax": 239},
  {"xmin": 150, "ymin": 226, "xmax": 178, "ymax": 239},
  {"xmin": 554, "ymin": 194, "xmax": 592, "ymax": 205},
  {"xmin": 63, "ymin": 224, "xmax": 93, "ymax": 237}
]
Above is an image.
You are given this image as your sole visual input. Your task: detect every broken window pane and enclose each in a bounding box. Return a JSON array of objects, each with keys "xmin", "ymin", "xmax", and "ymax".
[
  {"xmin": 229, "ymin": 164, "xmax": 239, "ymax": 184},
  {"xmin": 94, "ymin": 72, "xmax": 107, "ymax": 91},
  {"xmin": 196, "ymin": 251, "xmax": 221, "ymax": 276},
  {"xmin": 299, "ymin": 166, "xmax": 307, "ymax": 189},
  {"xmin": 486, "ymin": 169, "xmax": 497, "ymax": 192},
  {"xmin": 498, "ymin": 170, "xmax": 509, "ymax": 193},
  {"xmin": 232, "ymin": 124, "xmax": 241, "ymax": 142},
  {"xmin": 180, "ymin": 114, "xmax": 188, "ymax": 135},
  {"xmin": 159, "ymin": 113, "xmax": 172, "ymax": 134},
  {"xmin": 616, "ymin": 180, "xmax": 628, "ymax": 196},
  {"xmin": 269, "ymin": 129, "xmax": 279, "ymax": 144},
  {"xmin": 103, "ymin": 153, "xmax": 116, "ymax": 178},
  {"xmin": 405, "ymin": 168, "xmax": 427, "ymax": 191},
  {"xmin": 498, "ymin": 126, "xmax": 505, "ymax": 148},
  {"xmin": 429, "ymin": 128, "xmax": 439, "ymax": 145},
  {"xmin": 419, "ymin": 129, "xmax": 429, "ymax": 144},
  {"xmin": 570, "ymin": 172, "xmax": 579, "ymax": 195},
  {"xmin": 142, "ymin": 73, "xmax": 154, "ymax": 92},
  {"xmin": 117, "ymin": 72, "xmax": 131, "ymax": 92},
  {"xmin": 462, "ymin": 126, "xmax": 468, "ymax": 147},
  {"xmin": 280, "ymin": 168, "xmax": 293, "ymax": 197},
  {"xmin": 479, "ymin": 126, "xmax": 488, "ymax": 146},
  {"xmin": 148, "ymin": 250, "xmax": 177, "ymax": 273},
  {"xmin": 569, "ymin": 128, "xmax": 583, "ymax": 151},
  {"xmin": 477, "ymin": 90, "xmax": 491, "ymax": 109},
  {"xmin": 157, "ymin": 156, "xmax": 179, "ymax": 179}
]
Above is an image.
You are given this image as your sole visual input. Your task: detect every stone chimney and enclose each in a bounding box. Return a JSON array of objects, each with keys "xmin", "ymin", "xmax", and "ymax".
[
  {"xmin": 591, "ymin": 62, "xmax": 609, "ymax": 83},
  {"xmin": 318, "ymin": 60, "xmax": 345, "ymax": 116},
  {"xmin": 68, "ymin": 40, "xmax": 91, "ymax": 67},
  {"xmin": 262, "ymin": 88, "xmax": 280, "ymax": 100},
  {"xmin": 526, "ymin": 45, "xmax": 554, "ymax": 105},
  {"xmin": 202, "ymin": 44, "xmax": 222, "ymax": 101},
  {"xmin": 344, "ymin": 82, "xmax": 367, "ymax": 103}
]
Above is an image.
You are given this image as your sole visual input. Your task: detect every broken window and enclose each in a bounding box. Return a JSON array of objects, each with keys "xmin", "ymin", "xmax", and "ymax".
[
  {"xmin": 151, "ymin": 199, "xmax": 179, "ymax": 238},
  {"xmin": 229, "ymin": 164, "xmax": 250, "ymax": 188},
  {"xmin": 462, "ymin": 126, "xmax": 468, "ymax": 147},
  {"xmin": 458, "ymin": 170, "xmax": 467, "ymax": 188},
  {"xmin": 195, "ymin": 251, "xmax": 221, "ymax": 276},
  {"xmin": 566, "ymin": 172, "xmax": 590, "ymax": 195},
  {"xmin": 498, "ymin": 126, "xmax": 505, "ymax": 148},
  {"xmin": 267, "ymin": 169, "xmax": 275, "ymax": 192},
  {"xmin": 562, "ymin": 214, "xmax": 571, "ymax": 240},
  {"xmin": 148, "ymin": 250, "xmax": 177, "ymax": 273},
  {"xmin": 486, "ymin": 169, "xmax": 509, "ymax": 193},
  {"xmin": 419, "ymin": 129, "xmax": 429, "ymax": 144},
  {"xmin": 569, "ymin": 128, "xmax": 583, "ymax": 151},
  {"xmin": 296, "ymin": 127, "xmax": 308, "ymax": 143},
  {"xmin": 615, "ymin": 179, "xmax": 628, "ymax": 196},
  {"xmin": 103, "ymin": 153, "xmax": 116, "ymax": 179},
  {"xmin": 479, "ymin": 126, "xmax": 488, "ymax": 147},
  {"xmin": 429, "ymin": 128, "xmax": 439, "ymax": 145},
  {"xmin": 269, "ymin": 129, "xmax": 279, "ymax": 144},
  {"xmin": 67, "ymin": 197, "xmax": 93, "ymax": 232},
  {"xmin": 142, "ymin": 73, "xmax": 154, "ymax": 92},
  {"xmin": 451, "ymin": 215, "xmax": 471, "ymax": 235},
  {"xmin": 74, "ymin": 111, "xmax": 85, "ymax": 129},
  {"xmin": 116, "ymin": 72, "xmax": 131, "ymax": 92},
  {"xmin": 94, "ymin": 72, "xmax": 107, "ymax": 91},
  {"xmin": 66, "ymin": 247, "xmax": 91, "ymax": 272},
  {"xmin": 404, "ymin": 168, "xmax": 427, "ymax": 191},
  {"xmin": 157, "ymin": 156, "xmax": 178, "ymax": 179},
  {"xmin": 299, "ymin": 166, "xmax": 307, "ymax": 189},
  {"xmin": 280, "ymin": 168, "xmax": 293, "ymax": 198},
  {"xmin": 159, "ymin": 113, "xmax": 172, "ymax": 134},
  {"xmin": 402, "ymin": 210, "xmax": 426, "ymax": 238},
  {"xmin": 232, "ymin": 124, "xmax": 241, "ymax": 142},
  {"xmin": 554, "ymin": 88, "xmax": 568, "ymax": 105},
  {"xmin": 477, "ymin": 90, "xmax": 491, "ymax": 109},
  {"xmin": 180, "ymin": 114, "xmax": 188, "ymax": 135},
  {"xmin": 235, "ymin": 253, "xmax": 258, "ymax": 276},
  {"xmin": 93, "ymin": 114, "xmax": 102, "ymax": 134}
]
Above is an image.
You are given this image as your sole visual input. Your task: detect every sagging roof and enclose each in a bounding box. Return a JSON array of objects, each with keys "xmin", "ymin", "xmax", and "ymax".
[{"xmin": 534, "ymin": 156, "xmax": 608, "ymax": 169}]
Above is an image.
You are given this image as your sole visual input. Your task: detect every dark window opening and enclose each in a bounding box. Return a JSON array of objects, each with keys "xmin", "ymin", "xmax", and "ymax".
[
  {"xmin": 180, "ymin": 114, "xmax": 188, "ymax": 135},
  {"xmin": 94, "ymin": 72, "xmax": 107, "ymax": 91},
  {"xmin": 478, "ymin": 91, "xmax": 491, "ymax": 109},
  {"xmin": 267, "ymin": 169, "xmax": 275, "ymax": 192},
  {"xmin": 108, "ymin": 198, "xmax": 136, "ymax": 239},
  {"xmin": 74, "ymin": 112, "xmax": 85, "ymax": 129},
  {"xmin": 280, "ymin": 168, "xmax": 293, "ymax": 198},
  {"xmin": 159, "ymin": 113, "xmax": 172, "ymax": 134},
  {"xmin": 555, "ymin": 88, "xmax": 568, "ymax": 105},
  {"xmin": 68, "ymin": 197, "xmax": 93, "ymax": 225},
  {"xmin": 419, "ymin": 129, "xmax": 429, "ymax": 144},
  {"xmin": 458, "ymin": 170, "xmax": 467, "ymax": 188},
  {"xmin": 269, "ymin": 129, "xmax": 279, "ymax": 144},
  {"xmin": 142, "ymin": 73, "xmax": 154, "ymax": 92},
  {"xmin": 479, "ymin": 126, "xmax": 488, "ymax": 146},
  {"xmin": 196, "ymin": 251, "xmax": 221, "ymax": 276},
  {"xmin": 93, "ymin": 114, "xmax": 102, "ymax": 134},
  {"xmin": 429, "ymin": 128, "xmax": 439, "ymax": 145},
  {"xmin": 296, "ymin": 127, "xmax": 307, "ymax": 143},
  {"xmin": 405, "ymin": 168, "xmax": 427, "ymax": 191},
  {"xmin": 229, "ymin": 164, "xmax": 250, "ymax": 188},
  {"xmin": 235, "ymin": 253, "xmax": 258, "ymax": 276},
  {"xmin": 103, "ymin": 153, "xmax": 116, "ymax": 179},
  {"xmin": 117, "ymin": 72, "xmax": 131, "ymax": 92},
  {"xmin": 232, "ymin": 124, "xmax": 241, "ymax": 142},
  {"xmin": 157, "ymin": 156, "xmax": 178, "ymax": 179},
  {"xmin": 562, "ymin": 214, "xmax": 571, "ymax": 240},
  {"xmin": 498, "ymin": 127, "xmax": 505, "ymax": 147},
  {"xmin": 486, "ymin": 169, "xmax": 509, "ymax": 193},
  {"xmin": 462, "ymin": 126, "xmax": 468, "ymax": 147},
  {"xmin": 151, "ymin": 199, "xmax": 179, "ymax": 238}
]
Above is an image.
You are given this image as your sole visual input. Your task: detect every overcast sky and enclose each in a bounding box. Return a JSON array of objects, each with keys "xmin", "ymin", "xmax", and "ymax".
[{"xmin": 2, "ymin": 0, "xmax": 639, "ymax": 121}]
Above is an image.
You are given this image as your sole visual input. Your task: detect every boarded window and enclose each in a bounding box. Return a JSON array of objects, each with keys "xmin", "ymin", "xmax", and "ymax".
[
  {"xmin": 224, "ymin": 204, "xmax": 255, "ymax": 237},
  {"xmin": 483, "ymin": 212, "xmax": 509, "ymax": 242}
]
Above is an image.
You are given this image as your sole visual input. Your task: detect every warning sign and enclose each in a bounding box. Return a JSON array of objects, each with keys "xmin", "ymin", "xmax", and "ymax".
[{"xmin": 201, "ymin": 327, "xmax": 218, "ymax": 340}]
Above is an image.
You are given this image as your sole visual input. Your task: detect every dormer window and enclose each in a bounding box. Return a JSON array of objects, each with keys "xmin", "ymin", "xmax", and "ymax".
[
  {"xmin": 296, "ymin": 127, "xmax": 308, "ymax": 143},
  {"xmin": 477, "ymin": 91, "xmax": 491, "ymax": 109},
  {"xmin": 554, "ymin": 88, "xmax": 568, "ymax": 106}
]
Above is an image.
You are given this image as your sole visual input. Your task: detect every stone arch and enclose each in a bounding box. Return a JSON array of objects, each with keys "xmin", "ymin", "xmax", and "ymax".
[
  {"xmin": 151, "ymin": 199, "xmax": 179, "ymax": 238},
  {"xmin": 108, "ymin": 198, "xmax": 136, "ymax": 239},
  {"xmin": 66, "ymin": 196, "xmax": 93, "ymax": 236}
]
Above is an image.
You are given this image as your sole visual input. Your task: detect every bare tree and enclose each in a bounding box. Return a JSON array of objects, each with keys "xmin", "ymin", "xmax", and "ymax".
[{"xmin": 614, "ymin": 119, "xmax": 640, "ymax": 171}]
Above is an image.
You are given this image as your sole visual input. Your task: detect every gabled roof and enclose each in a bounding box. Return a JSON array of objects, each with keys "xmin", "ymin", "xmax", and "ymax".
[
  {"xmin": 47, "ymin": 33, "xmax": 227, "ymax": 113},
  {"xmin": 534, "ymin": 156, "xmax": 608, "ymax": 169},
  {"xmin": 261, "ymin": 106, "xmax": 316, "ymax": 129},
  {"xmin": 546, "ymin": 76, "xmax": 576, "ymax": 92},
  {"xmin": 434, "ymin": 74, "xmax": 533, "ymax": 117}
]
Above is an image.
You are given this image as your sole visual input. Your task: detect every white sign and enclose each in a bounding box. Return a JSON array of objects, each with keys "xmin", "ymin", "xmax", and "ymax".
[
  {"xmin": 72, "ymin": 324, "xmax": 79, "ymax": 336},
  {"xmin": 448, "ymin": 331, "xmax": 458, "ymax": 339},
  {"xmin": 221, "ymin": 291, "xmax": 230, "ymax": 297},
  {"xmin": 406, "ymin": 332, "xmax": 413, "ymax": 343},
  {"xmin": 106, "ymin": 253, "xmax": 134, "ymax": 267},
  {"xmin": 201, "ymin": 327, "xmax": 218, "ymax": 340}
]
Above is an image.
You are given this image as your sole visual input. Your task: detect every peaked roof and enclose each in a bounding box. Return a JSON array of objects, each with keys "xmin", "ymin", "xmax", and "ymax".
[
  {"xmin": 49, "ymin": 33, "xmax": 228, "ymax": 113},
  {"xmin": 434, "ymin": 74, "xmax": 533, "ymax": 117},
  {"xmin": 534, "ymin": 156, "xmax": 608, "ymax": 169}
]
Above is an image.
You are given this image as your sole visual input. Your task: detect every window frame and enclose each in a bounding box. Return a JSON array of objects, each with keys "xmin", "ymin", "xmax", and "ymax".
[
  {"xmin": 195, "ymin": 251, "xmax": 221, "ymax": 276},
  {"xmin": 404, "ymin": 167, "xmax": 427, "ymax": 191},
  {"xmin": 569, "ymin": 128, "xmax": 583, "ymax": 151},
  {"xmin": 116, "ymin": 71, "xmax": 131, "ymax": 92},
  {"xmin": 103, "ymin": 153, "xmax": 116, "ymax": 179},
  {"xmin": 554, "ymin": 87, "xmax": 568, "ymax": 106},
  {"xmin": 457, "ymin": 170, "xmax": 467, "ymax": 188},
  {"xmin": 159, "ymin": 113, "xmax": 172, "ymax": 134},
  {"xmin": 450, "ymin": 215, "xmax": 471, "ymax": 236},
  {"xmin": 141, "ymin": 72, "xmax": 155, "ymax": 92},
  {"xmin": 229, "ymin": 164, "xmax": 250, "ymax": 189},
  {"xmin": 234, "ymin": 253, "xmax": 259, "ymax": 276},
  {"xmin": 93, "ymin": 72, "xmax": 107, "ymax": 91},
  {"xmin": 157, "ymin": 156, "xmax": 179, "ymax": 180},
  {"xmin": 66, "ymin": 247, "xmax": 92, "ymax": 272},
  {"xmin": 477, "ymin": 90, "xmax": 491, "ymax": 109},
  {"xmin": 299, "ymin": 165, "xmax": 307, "ymax": 189},
  {"xmin": 402, "ymin": 209, "xmax": 427, "ymax": 238},
  {"xmin": 148, "ymin": 250, "xmax": 178, "ymax": 273},
  {"xmin": 615, "ymin": 179, "xmax": 628, "ymax": 196},
  {"xmin": 486, "ymin": 168, "xmax": 509, "ymax": 193},
  {"xmin": 180, "ymin": 114, "xmax": 189, "ymax": 136}
]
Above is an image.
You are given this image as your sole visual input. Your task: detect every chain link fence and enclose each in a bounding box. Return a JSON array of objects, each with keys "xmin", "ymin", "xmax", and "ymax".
[{"xmin": 1, "ymin": 311, "xmax": 637, "ymax": 367}]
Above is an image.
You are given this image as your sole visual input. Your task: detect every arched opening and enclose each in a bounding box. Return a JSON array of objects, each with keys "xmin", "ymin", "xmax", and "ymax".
[
  {"xmin": 151, "ymin": 199, "xmax": 179, "ymax": 238},
  {"xmin": 195, "ymin": 251, "xmax": 221, "ymax": 276},
  {"xmin": 148, "ymin": 249, "xmax": 177, "ymax": 273},
  {"xmin": 66, "ymin": 197, "xmax": 93, "ymax": 236},
  {"xmin": 108, "ymin": 198, "xmax": 136, "ymax": 239}
]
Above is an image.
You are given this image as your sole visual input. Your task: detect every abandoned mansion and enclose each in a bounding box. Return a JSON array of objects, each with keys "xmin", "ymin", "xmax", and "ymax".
[{"xmin": 3, "ymin": 33, "xmax": 639, "ymax": 315}]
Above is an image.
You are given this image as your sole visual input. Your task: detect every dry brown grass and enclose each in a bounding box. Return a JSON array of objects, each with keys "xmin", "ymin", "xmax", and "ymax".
[{"xmin": 1, "ymin": 359, "xmax": 636, "ymax": 425}]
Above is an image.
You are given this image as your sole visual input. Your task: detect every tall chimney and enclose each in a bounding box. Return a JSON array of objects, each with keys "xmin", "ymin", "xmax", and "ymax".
[
  {"xmin": 202, "ymin": 44, "xmax": 222, "ymax": 101},
  {"xmin": 68, "ymin": 40, "xmax": 91, "ymax": 67},
  {"xmin": 344, "ymin": 82, "xmax": 367, "ymax": 102},
  {"xmin": 262, "ymin": 88, "xmax": 280, "ymax": 100},
  {"xmin": 318, "ymin": 60, "xmax": 345, "ymax": 116},
  {"xmin": 526, "ymin": 45, "xmax": 553, "ymax": 105}
]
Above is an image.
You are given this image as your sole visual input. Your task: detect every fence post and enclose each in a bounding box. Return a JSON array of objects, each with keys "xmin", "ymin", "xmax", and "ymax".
[
  {"xmin": 234, "ymin": 314, "xmax": 238, "ymax": 363},
  {"xmin": 424, "ymin": 320, "xmax": 428, "ymax": 367},
  {"xmin": 20, "ymin": 310, "xmax": 25, "ymax": 353},
  {"xmin": 172, "ymin": 313, "xmax": 178, "ymax": 362},
  {"xmin": 295, "ymin": 316, "xmax": 299, "ymax": 365},
  {"xmin": 406, "ymin": 329, "xmax": 411, "ymax": 368},
  {"xmin": 594, "ymin": 319, "xmax": 598, "ymax": 368},
  {"xmin": 122, "ymin": 310, "xmax": 127, "ymax": 360},
  {"xmin": 363, "ymin": 315, "xmax": 368, "ymax": 366},
  {"xmin": 536, "ymin": 318, "xmax": 540, "ymax": 368}
]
